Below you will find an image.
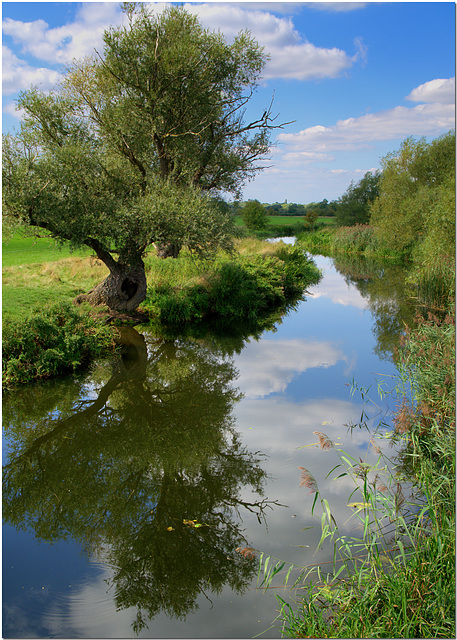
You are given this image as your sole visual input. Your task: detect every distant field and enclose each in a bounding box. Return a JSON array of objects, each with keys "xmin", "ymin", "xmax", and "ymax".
[
  {"xmin": 235, "ymin": 215, "xmax": 336, "ymax": 227},
  {"xmin": 2, "ymin": 234, "xmax": 90, "ymax": 267}
]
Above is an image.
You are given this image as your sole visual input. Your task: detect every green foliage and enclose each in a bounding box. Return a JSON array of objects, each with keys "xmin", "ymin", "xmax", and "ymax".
[
  {"xmin": 332, "ymin": 224, "xmax": 378, "ymax": 253},
  {"xmin": 241, "ymin": 199, "xmax": 268, "ymax": 230},
  {"xmin": 3, "ymin": 303, "xmax": 115, "ymax": 386},
  {"xmin": 2, "ymin": 4, "xmax": 284, "ymax": 311},
  {"xmin": 371, "ymin": 131, "xmax": 455, "ymax": 254},
  {"xmin": 335, "ymin": 170, "xmax": 381, "ymax": 226},
  {"xmin": 142, "ymin": 241, "xmax": 321, "ymax": 326},
  {"xmin": 304, "ymin": 208, "xmax": 319, "ymax": 230},
  {"xmin": 298, "ymin": 224, "xmax": 405, "ymax": 261},
  {"xmin": 370, "ymin": 131, "xmax": 456, "ymax": 308},
  {"xmin": 297, "ymin": 226, "xmax": 336, "ymax": 255}
]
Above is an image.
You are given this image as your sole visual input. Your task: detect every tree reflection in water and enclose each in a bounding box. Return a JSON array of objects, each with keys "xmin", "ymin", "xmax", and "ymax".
[
  {"xmin": 331, "ymin": 254, "xmax": 417, "ymax": 360},
  {"xmin": 3, "ymin": 327, "xmax": 278, "ymax": 633}
]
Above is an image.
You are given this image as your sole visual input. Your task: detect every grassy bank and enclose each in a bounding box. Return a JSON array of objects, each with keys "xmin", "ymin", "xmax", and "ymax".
[
  {"xmin": 2, "ymin": 237, "xmax": 321, "ymax": 383},
  {"xmin": 297, "ymin": 224, "xmax": 406, "ymax": 260},
  {"xmin": 141, "ymin": 238, "xmax": 321, "ymax": 327}
]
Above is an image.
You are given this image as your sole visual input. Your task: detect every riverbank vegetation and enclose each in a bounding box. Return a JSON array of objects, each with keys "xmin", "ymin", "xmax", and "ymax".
[
  {"xmin": 258, "ymin": 304, "xmax": 455, "ymax": 638},
  {"xmin": 3, "ymin": 302, "xmax": 116, "ymax": 386},
  {"xmin": 2, "ymin": 237, "xmax": 321, "ymax": 384},
  {"xmin": 142, "ymin": 239, "xmax": 321, "ymax": 328},
  {"xmin": 257, "ymin": 130, "xmax": 455, "ymax": 638},
  {"xmin": 299, "ymin": 130, "xmax": 455, "ymax": 311}
]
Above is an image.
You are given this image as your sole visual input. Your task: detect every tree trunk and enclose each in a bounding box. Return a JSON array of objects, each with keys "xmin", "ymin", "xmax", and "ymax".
[
  {"xmin": 155, "ymin": 242, "xmax": 181, "ymax": 259},
  {"xmin": 74, "ymin": 262, "xmax": 147, "ymax": 312}
]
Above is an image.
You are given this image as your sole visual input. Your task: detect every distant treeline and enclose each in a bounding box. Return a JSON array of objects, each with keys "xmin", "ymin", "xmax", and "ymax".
[{"xmin": 232, "ymin": 199, "xmax": 337, "ymax": 217}]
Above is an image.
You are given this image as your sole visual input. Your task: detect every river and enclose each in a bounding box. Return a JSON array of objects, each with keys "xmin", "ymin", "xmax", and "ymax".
[{"xmin": 2, "ymin": 252, "xmax": 416, "ymax": 638}]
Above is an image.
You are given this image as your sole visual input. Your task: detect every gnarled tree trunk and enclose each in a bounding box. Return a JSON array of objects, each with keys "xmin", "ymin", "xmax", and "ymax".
[{"xmin": 74, "ymin": 261, "xmax": 147, "ymax": 312}]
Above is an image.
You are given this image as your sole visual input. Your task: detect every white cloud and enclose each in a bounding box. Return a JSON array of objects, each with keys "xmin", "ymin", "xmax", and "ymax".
[
  {"xmin": 281, "ymin": 150, "xmax": 335, "ymax": 165},
  {"xmin": 2, "ymin": 45, "xmax": 62, "ymax": 95},
  {"xmin": 406, "ymin": 77, "xmax": 456, "ymax": 105},
  {"xmin": 234, "ymin": 338, "xmax": 344, "ymax": 398},
  {"xmin": 263, "ymin": 41, "xmax": 353, "ymax": 80},
  {"xmin": 277, "ymin": 97, "xmax": 455, "ymax": 153},
  {"xmin": 2, "ymin": 3, "xmax": 123, "ymax": 66},
  {"xmin": 304, "ymin": 2, "xmax": 368, "ymax": 12},
  {"xmin": 236, "ymin": 395, "xmax": 368, "ymax": 455},
  {"xmin": 183, "ymin": 3, "xmax": 363, "ymax": 81},
  {"xmin": 307, "ymin": 256, "xmax": 368, "ymax": 309}
]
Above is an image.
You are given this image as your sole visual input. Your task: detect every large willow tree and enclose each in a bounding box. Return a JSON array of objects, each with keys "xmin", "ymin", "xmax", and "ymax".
[{"xmin": 3, "ymin": 3, "xmax": 286, "ymax": 311}]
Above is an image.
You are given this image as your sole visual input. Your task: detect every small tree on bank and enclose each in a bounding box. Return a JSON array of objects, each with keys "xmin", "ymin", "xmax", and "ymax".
[
  {"xmin": 241, "ymin": 199, "xmax": 268, "ymax": 230},
  {"xmin": 304, "ymin": 208, "xmax": 319, "ymax": 231},
  {"xmin": 3, "ymin": 3, "xmax": 288, "ymax": 312}
]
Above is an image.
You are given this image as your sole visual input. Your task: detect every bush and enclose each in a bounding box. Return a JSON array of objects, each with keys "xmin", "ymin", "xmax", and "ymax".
[
  {"xmin": 241, "ymin": 199, "xmax": 268, "ymax": 230},
  {"xmin": 143, "ymin": 242, "xmax": 321, "ymax": 327},
  {"xmin": 3, "ymin": 303, "xmax": 115, "ymax": 385}
]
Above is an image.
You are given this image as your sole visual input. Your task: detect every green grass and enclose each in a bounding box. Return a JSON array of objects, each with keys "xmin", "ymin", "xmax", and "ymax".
[
  {"xmin": 141, "ymin": 238, "xmax": 321, "ymax": 327},
  {"xmin": 3, "ymin": 237, "xmax": 322, "ymax": 381},
  {"xmin": 298, "ymin": 225, "xmax": 408, "ymax": 261},
  {"xmin": 3, "ymin": 256, "xmax": 109, "ymax": 322},
  {"xmin": 3, "ymin": 234, "xmax": 90, "ymax": 267},
  {"xmin": 234, "ymin": 215, "xmax": 335, "ymax": 227}
]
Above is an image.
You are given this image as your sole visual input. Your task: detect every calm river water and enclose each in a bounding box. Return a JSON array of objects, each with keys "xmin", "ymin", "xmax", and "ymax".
[{"xmin": 3, "ymin": 252, "xmax": 416, "ymax": 638}]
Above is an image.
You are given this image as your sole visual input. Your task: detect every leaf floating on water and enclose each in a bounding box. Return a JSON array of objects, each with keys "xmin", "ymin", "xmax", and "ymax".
[
  {"xmin": 166, "ymin": 526, "xmax": 175, "ymax": 531},
  {"xmin": 347, "ymin": 502, "xmax": 370, "ymax": 509},
  {"xmin": 183, "ymin": 518, "xmax": 209, "ymax": 528}
]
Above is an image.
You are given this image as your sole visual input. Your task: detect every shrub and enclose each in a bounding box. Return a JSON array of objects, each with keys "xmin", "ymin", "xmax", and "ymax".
[
  {"xmin": 241, "ymin": 199, "xmax": 268, "ymax": 230},
  {"xmin": 143, "ymin": 242, "xmax": 321, "ymax": 327},
  {"xmin": 3, "ymin": 303, "xmax": 115, "ymax": 385}
]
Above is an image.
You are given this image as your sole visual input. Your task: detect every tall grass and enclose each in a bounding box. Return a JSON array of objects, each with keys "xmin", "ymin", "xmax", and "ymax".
[
  {"xmin": 298, "ymin": 224, "xmax": 407, "ymax": 261},
  {"xmin": 408, "ymin": 256, "xmax": 456, "ymax": 312},
  {"xmin": 256, "ymin": 312, "xmax": 455, "ymax": 639}
]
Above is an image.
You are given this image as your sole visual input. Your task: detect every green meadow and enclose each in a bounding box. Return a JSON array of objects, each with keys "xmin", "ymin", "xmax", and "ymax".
[{"xmin": 2, "ymin": 234, "xmax": 90, "ymax": 267}]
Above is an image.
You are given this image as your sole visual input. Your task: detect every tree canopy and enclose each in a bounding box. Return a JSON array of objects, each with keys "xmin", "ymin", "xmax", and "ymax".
[
  {"xmin": 370, "ymin": 131, "xmax": 455, "ymax": 258},
  {"xmin": 241, "ymin": 199, "xmax": 268, "ymax": 230},
  {"xmin": 335, "ymin": 170, "xmax": 381, "ymax": 226},
  {"xmin": 3, "ymin": 3, "xmax": 286, "ymax": 311}
]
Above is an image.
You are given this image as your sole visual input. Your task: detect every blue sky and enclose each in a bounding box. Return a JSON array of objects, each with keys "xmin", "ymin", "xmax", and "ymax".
[{"xmin": 2, "ymin": 1, "xmax": 455, "ymax": 203}]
